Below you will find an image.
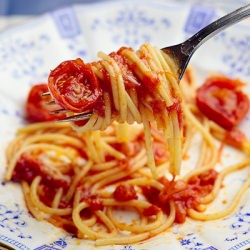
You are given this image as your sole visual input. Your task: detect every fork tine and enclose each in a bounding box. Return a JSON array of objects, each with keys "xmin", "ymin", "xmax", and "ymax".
[
  {"xmin": 50, "ymin": 108, "xmax": 68, "ymax": 114},
  {"xmin": 57, "ymin": 112, "xmax": 92, "ymax": 122},
  {"xmin": 47, "ymin": 100, "xmax": 57, "ymax": 105},
  {"xmin": 41, "ymin": 92, "xmax": 51, "ymax": 97}
]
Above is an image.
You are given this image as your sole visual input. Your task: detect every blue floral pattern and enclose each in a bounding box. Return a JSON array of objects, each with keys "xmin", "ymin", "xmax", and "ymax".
[
  {"xmin": 33, "ymin": 236, "xmax": 71, "ymax": 250},
  {"xmin": 0, "ymin": 204, "xmax": 31, "ymax": 239},
  {"xmin": 0, "ymin": 101, "xmax": 23, "ymax": 121},
  {"xmin": 225, "ymin": 206, "xmax": 250, "ymax": 242},
  {"xmin": 65, "ymin": 35, "xmax": 88, "ymax": 58},
  {"xmin": 52, "ymin": 238, "xmax": 68, "ymax": 248},
  {"xmin": 90, "ymin": 5, "xmax": 171, "ymax": 47},
  {"xmin": 0, "ymin": 1, "xmax": 250, "ymax": 250},
  {"xmin": 107, "ymin": 246, "xmax": 149, "ymax": 250},
  {"xmin": 214, "ymin": 32, "xmax": 250, "ymax": 77},
  {"xmin": 0, "ymin": 33, "xmax": 50, "ymax": 80},
  {"xmin": 180, "ymin": 233, "xmax": 218, "ymax": 250}
]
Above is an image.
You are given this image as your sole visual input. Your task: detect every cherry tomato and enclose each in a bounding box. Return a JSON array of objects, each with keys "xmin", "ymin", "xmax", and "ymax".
[
  {"xmin": 25, "ymin": 83, "xmax": 66, "ymax": 122},
  {"xmin": 196, "ymin": 76, "xmax": 249, "ymax": 129},
  {"xmin": 143, "ymin": 205, "xmax": 161, "ymax": 216},
  {"xmin": 48, "ymin": 58, "xmax": 102, "ymax": 113},
  {"xmin": 224, "ymin": 128, "xmax": 247, "ymax": 149},
  {"xmin": 113, "ymin": 184, "xmax": 138, "ymax": 201},
  {"xmin": 13, "ymin": 153, "xmax": 69, "ymax": 189}
]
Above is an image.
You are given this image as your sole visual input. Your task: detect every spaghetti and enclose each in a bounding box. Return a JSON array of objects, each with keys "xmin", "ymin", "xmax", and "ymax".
[
  {"xmin": 48, "ymin": 43, "xmax": 183, "ymax": 177},
  {"xmin": 4, "ymin": 44, "xmax": 250, "ymax": 246}
]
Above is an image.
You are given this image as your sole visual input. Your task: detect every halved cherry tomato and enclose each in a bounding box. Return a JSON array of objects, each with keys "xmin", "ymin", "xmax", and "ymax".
[
  {"xmin": 196, "ymin": 76, "xmax": 249, "ymax": 129},
  {"xmin": 12, "ymin": 153, "xmax": 69, "ymax": 189},
  {"xmin": 48, "ymin": 58, "xmax": 102, "ymax": 113},
  {"xmin": 25, "ymin": 83, "xmax": 66, "ymax": 122},
  {"xmin": 113, "ymin": 184, "xmax": 138, "ymax": 201}
]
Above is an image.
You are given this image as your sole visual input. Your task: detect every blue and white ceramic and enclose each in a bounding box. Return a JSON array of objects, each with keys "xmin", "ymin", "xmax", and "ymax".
[{"xmin": 0, "ymin": 1, "xmax": 249, "ymax": 249}]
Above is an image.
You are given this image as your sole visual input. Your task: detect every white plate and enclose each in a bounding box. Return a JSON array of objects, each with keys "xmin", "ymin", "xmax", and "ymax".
[{"xmin": 0, "ymin": 1, "xmax": 250, "ymax": 250}]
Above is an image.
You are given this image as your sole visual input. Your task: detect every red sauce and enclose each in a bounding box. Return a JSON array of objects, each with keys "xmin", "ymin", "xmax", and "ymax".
[
  {"xmin": 141, "ymin": 185, "xmax": 160, "ymax": 205},
  {"xmin": 150, "ymin": 99, "xmax": 166, "ymax": 114},
  {"xmin": 93, "ymin": 95, "xmax": 105, "ymax": 117},
  {"xmin": 113, "ymin": 184, "xmax": 138, "ymax": 201},
  {"xmin": 12, "ymin": 153, "xmax": 69, "ymax": 190},
  {"xmin": 50, "ymin": 215, "xmax": 78, "ymax": 235},
  {"xmin": 12, "ymin": 153, "xmax": 73, "ymax": 207},
  {"xmin": 166, "ymin": 98, "xmax": 181, "ymax": 113},
  {"xmin": 111, "ymin": 140, "xmax": 142, "ymax": 157},
  {"xmin": 62, "ymin": 223, "xmax": 78, "ymax": 235},
  {"xmin": 142, "ymin": 169, "xmax": 218, "ymax": 222},
  {"xmin": 86, "ymin": 195, "xmax": 104, "ymax": 211},
  {"xmin": 152, "ymin": 142, "xmax": 169, "ymax": 165},
  {"xmin": 143, "ymin": 205, "xmax": 161, "ymax": 216},
  {"xmin": 98, "ymin": 66, "xmax": 112, "ymax": 91},
  {"xmin": 188, "ymin": 169, "xmax": 218, "ymax": 186},
  {"xmin": 38, "ymin": 186, "xmax": 72, "ymax": 208},
  {"xmin": 110, "ymin": 51, "xmax": 140, "ymax": 88},
  {"xmin": 174, "ymin": 201, "xmax": 187, "ymax": 223},
  {"xmin": 183, "ymin": 68, "xmax": 193, "ymax": 85},
  {"xmin": 117, "ymin": 47, "xmax": 160, "ymax": 90},
  {"xmin": 167, "ymin": 98, "xmax": 183, "ymax": 127},
  {"xmin": 79, "ymin": 187, "xmax": 104, "ymax": 211},
  {"xmin": 224, "ymin": 128, "xmax": 246, "ymax": 149},
  {"xmin": 141, "ymin": 72, "xmax": 160, "ymax": 89}
]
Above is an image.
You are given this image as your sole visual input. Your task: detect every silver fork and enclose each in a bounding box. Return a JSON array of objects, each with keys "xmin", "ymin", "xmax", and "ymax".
[
  {"xmin": 162, "ymin": 3, "xmax": 250, "ymax": 80},
  {"xmin": 45, "ymin": 3, "xmax": 250, "ymax": 122}
]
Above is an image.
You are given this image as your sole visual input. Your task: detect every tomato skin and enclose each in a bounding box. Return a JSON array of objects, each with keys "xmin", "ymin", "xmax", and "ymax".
[
  {"xmin": 79, "ymin": 187, "xmax": 104, "ymax": 211},
  {"xmin": 12, "ymin": 153, "xmax": 69, "ymax": 189},
  {"xmin": 110, "ymin": 51, "xmax": 140, "ymax": 88},
  {"xmin": 174, "ymin": 201, "xmax": 187, "ymax": 223},
  {"xmin": 48, "ymin": 58, "xmax": 102, "ymax": 113},
  {"xmin": 25, "ymin": 83, "xmax": 66, "ymax": 122},
  {"xmin": 85, "ymin": 195, "xmax": 104, "ymax": 211},
  {"xmin": 196, "ymin": 76, "xmax": 249, "ymax": 129},
  {"xmin": 113, "ymin": 184, "xmax": 138, "ymax": 201},
  {"xmin": 12, "ymin": 153, "xmax": 42, "ymax": 184},
  {"xmin": 224, "ymin": 128, "xmax": 246, "ymax": 149},
  {"xmin": 142, "ymin": 169, "xmax": 218, "ymax": 223},
  {"xmin": 143, "ymin": 205, "xmax": 161, "ymax": 216}
]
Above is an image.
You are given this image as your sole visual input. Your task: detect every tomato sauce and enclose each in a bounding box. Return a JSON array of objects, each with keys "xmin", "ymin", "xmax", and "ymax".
[
  {"xmin": 79, "ymin": 186, "xmax": 104, "ymax": 211},
  {"xmin": 12, "ymin": 153, "xmax": 69, "ymax": 189},
  {"xmin": 110, "ymin": 51, "xmax": 140, "ymax": 88},
  {"xmin": 142, "ymin": 169, "xmax": 218, "ymax": 223},
  {"xmin": 224, "ymin": 128, "xmax": 246, "ymax": 149},
  {"xmin": 113, "ymin": 184, "xmax": 138, "ymax": 201},
  {"xmin": 143, "ymin": 204, "xmax": 161, "ymax": 216},
  {"xmin": 152, "ymin": 142, "xmax": 169, "ymax": 165},
  {"xmin": 12, "ymin": 153, "xmax": 72, "ymax": 208}
]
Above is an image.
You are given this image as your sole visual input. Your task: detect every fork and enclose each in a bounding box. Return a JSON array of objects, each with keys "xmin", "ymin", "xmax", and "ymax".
[
  {"xmin": 162, "ymin": 3, "xmax": 250, "ymax": 80},
  {"xmin": 46, "ymin": 3, "xmax": 250, "ymax": 122}
]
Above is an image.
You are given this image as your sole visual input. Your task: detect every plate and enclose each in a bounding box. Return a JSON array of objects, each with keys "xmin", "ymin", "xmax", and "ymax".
[{"xmin": 0, "ymin": 1, "xmax": 250, "ymax": 250}]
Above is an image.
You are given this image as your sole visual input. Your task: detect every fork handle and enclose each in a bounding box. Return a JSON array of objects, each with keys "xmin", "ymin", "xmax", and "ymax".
[{"xmin": 182, "ymin": 3, "xmax": 250, "ymax": 56}]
